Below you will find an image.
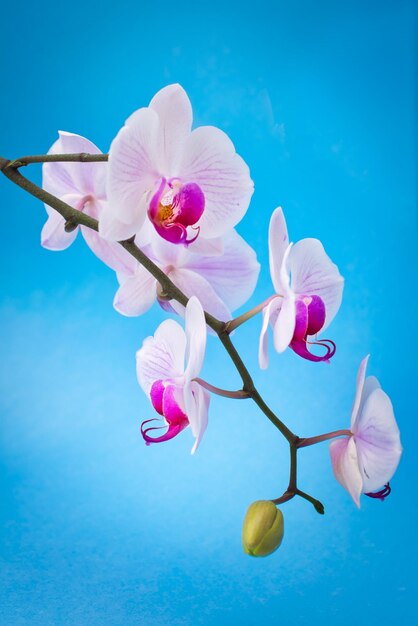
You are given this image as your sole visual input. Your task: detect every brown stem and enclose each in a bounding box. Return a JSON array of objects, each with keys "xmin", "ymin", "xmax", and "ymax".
[
  {"xmin": 193, "ymin": 378, "xmax": 250, "ymax": 399},
  {"xmin": 297, "ymin": 430, "xmax": 352, "ymax": 448}
]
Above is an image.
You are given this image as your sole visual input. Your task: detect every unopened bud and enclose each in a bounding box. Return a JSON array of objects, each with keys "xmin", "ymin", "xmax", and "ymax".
[{"xmin": 242, "ymin": 500, "xmax": 284, "ymax": 557}]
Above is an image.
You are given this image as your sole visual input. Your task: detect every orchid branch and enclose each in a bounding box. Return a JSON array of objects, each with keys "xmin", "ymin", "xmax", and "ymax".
[{"xmin": 0, "ymin": 153, "xmax": 323, "ymax": 513}]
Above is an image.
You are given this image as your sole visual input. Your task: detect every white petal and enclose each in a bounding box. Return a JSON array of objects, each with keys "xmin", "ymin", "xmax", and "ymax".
[
  {"xmin": 41, "ymin": 208, "xmax": 78, "ymax": 250},
  {"xmin": 268, "ymin": 207, "xmax": 289, "ymax": 294},
  {"xmin": 169, "ymin": 268, "xmax": 232, "ymax": 322},
  {"xmin": 136, "ymin": 319, "xmax": 186, "ymax": 394},
  {"xmin": 355, "ymin": 388, "xmax": 402, "ymax": 493},
  {"xmin": 350, "ymin": 355, "xmax": 370, "ymax": 430},
  {"xmin": 113, "ymin": 269, "xmax": 157, "ymax": 317},
  {"xmin": 184, "ymin": 380, "xmax": 210, "ymax": 454},
  {"xmin": 187, "ymin": 236, "xmax": 225, "ymax": 257},
  {"xmin": 81, "ymin": 201, "xmax": 138, "ymax": 274},
  {"xmin": 258, "ymin": 297, "xmax": 282, "ymax": 369},
  {"xmin": 180, "ymin": 126, "xmax": 253, "ymax": 239},
  {"xmin": 106, "ymin": 107, "xmax": 160, "ymax": 233},
  {"xmin": 149, "ymin": 84, "xmax": 193, "ymax": 175},
  {"xmin": 273, "ymin": 295, "xmax": 296, "ymax": 353},
  {"xmin": 99, "ymin": 198, "xmax": 148, "ymax": 241},
  {"xmin": 184, "ymin": 296, "xmax": 207, "ymax": 381},
  {"xmin": 329, "ymin": 437, "xmax": 363, "ymax": 507},
  {"xmin": 43, "ymin": 131, "xmax": 106, "ymax": 199},
  {"xmin": 184, "ymin": 230, "xmax": 260, "ymax": 311},
  {"xmin": 289, "ymin": 238, "xmax": 344, "ymax": 331}
]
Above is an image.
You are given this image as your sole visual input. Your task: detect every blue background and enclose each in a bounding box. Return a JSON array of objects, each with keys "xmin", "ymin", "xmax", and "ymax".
[{"xmin": 0, "ymin": 1, "xmax": 416, "ymax": 624}]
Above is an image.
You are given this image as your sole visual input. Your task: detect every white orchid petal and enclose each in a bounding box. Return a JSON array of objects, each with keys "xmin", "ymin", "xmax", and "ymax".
[
  {"xmin": 169, "ymin": 268, "xmax": 232, "ymax": 323},
  {"xmin": 113, "ymin": 270, "xmax": 157, "ymax": 317},
  {"xmin": 184, "ymin": 296, "xmax": 207, "ymax": 381},
  {"xmin": 184, "ymin": 380, "xmax": 210, "ymax": 454},
  {"xmin": 330, "ymin": 437, "xmax": 363, "ymax": 508},
  {"xmin": 180, "ymin": 126, "xmax": 253, "ymax": 239},
  {"xmin": 351, "ymin": 355, "xmax": 370, "ymax": 430},
  {"xmin": 355, "ymin": 388, "xmax": 402, "ymax": 493},
  {"xmin": 149, "ymin": 84, "xmax": 193, "ymax": 174},
  {"xmin": 268, "ymin": 207, "xmax": 290, "ymax": 294},
  {"xmin": 106, "ymin": 107, "xmax": 160, "ymax": 236},
  {"xmin": 273, "ymin": 295, "xmax": 296, "ymax": 353},
  {"xmin": 41, "ymin": 209, "xmax": 78, "ymax": 251},
  {"xmin": 184, "ymin": 230, "xmax": 260, "ymax": 311},
  {"xmin": 136, "ymin": 319, "xmax": 187, "ymax": 395},
  {"xmin": 289, "ymin": 238, "xmax": 344, "ymax": 331},
  {"xmin": 258, "ymin": 298, "xmax": 282, "ymax": 369}
]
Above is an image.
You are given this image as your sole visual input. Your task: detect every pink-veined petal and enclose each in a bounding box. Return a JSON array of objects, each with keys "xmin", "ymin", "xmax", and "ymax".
[
  {"xmin": 258, "ymin": 297, "xmax": 282, "ymax": 369},
  {"xmin": 289, "ymin": 238, "xmax": 344, "ymax": 331},
  {"xmin": 184, "ymin": 380, "xmax": 210, "ymax": 454},
  {"xmin": 43, "ymin": 131, "xmax": 106, "ymax": 199},
  {"xmin": 329, "ymin": 437, "xmax": 363, "ymax": 508},
  {"xmin": 351, "ymin": 355, "xmax": 370, "ymax": 430},
  {"xmin": 168, "ymin": 268, "xmax": 232, "ymax": 322},
  {"xmin": 99, "ymin": 202, "xmax": 148, "ymax": 242},
  {"xmin": 41, "ymin": 208, "xmax": 79, "ymax": 251},
  {"xmin": 268, "ymin": 207, "xmax": 290, "ymax": 294},
  {"xmin": 184, "ymin": 296, "xmax": 207, "ymax": 381},
  {"xmin": 149, "ymin": 84, "xmax": 193, "ymax": 175},
  {"xmin": 113, "ymin": 268, "xmax": 157, "ymax": 317},
  {"xmin": 180, "ymin": 126, "xmax": 253, "ymax": 239},
  {"xmin": 187, "ymin": 235, "xmax": 225, "ymax": 257},
  {"xmin": 184, "ymin": 230, "xmax": 260, "ymax": 311},
  {"xmin": 136, "ymin": 319, "xmax": 187, "ymax": 395},
  {"xmin": 106, "ymin": 107, "xmax": 160, "ymax": 235},
  {"xmin": 273, "ymin": 294, "xmax": 296, "ymax": 353},
  {"xmin": 355, "ymin": 388, "xmax": 402, "ymax": 493}
]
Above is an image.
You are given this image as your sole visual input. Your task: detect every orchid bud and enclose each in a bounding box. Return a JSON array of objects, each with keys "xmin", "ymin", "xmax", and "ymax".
[{"xmin": 242, "ymin": 500, "xmax": 284, "ymax": 557}]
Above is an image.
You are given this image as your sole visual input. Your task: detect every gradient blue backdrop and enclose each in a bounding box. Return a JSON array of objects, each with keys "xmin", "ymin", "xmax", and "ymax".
[{"xmin": 1, "ymin": 1, "xmax": 416, "ymax": 624}]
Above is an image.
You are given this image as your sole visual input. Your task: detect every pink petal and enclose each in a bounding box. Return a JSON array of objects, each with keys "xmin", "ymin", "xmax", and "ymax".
[
  {"xmin": 355, "ymin": 388, "xmax": 402, "ymax": 493},
  {"xmin": 258, "ymin": 297, "xmax": 282, "ymax": 369},
  {"xmin": 41, "ymin": 208, "xmax": 78, "ymax": 251},
  {"xmin": 106, "ymin": 106, "xmax": 160, "ymax": 236},
  {"xmin": 329, "ymin": 437, "xmax": 363, "ymax": 507},
  {"xmin": 150, "ymin": 380, "xmax": 165, "ymax": 415},
  {"xmin": 289, "ymin": 238, "xmax": 344, "ymax": 331},
  {"xmin": 273, "ymin": 294, "xmax": 296, "ymax": 353},
  {"xmin": 113, "ymin": 268, "xmax": 157, "ymax": 317},
  {"xmin": 179, "ymin": 126, "xmax": 253, "ymax": 239},
  {"xmin": 168, "ymin": 268, "xmax": 232, "ymax": 322},
  {"xmin": 136, "ymin": 319, "xmax": 186, "ymax": 395},
  {"xmin": 268, "ymin": 207, "xmax": 290, "ymax": 294},
  {"xmin": 43, "ymin": 131, "xmax": 106, "ymax": 200},
  {"xmin": 350, "ymin": 355, "xmax": 370, "ymax": 430},
  {"xmin": 183, "ymin": 230, "xmax": 260, "ymax": 311},
  {"xmin": 184, "ymin": 296, "xmax": 207, "ymax": 381},
  {"xmin": 162, "ymin": 383, "xmax": 187, "ymax": 423},
  {"xmin": 184, "ymin": 380, "xmax": 210, "ymax": 454},
  {"xmin": 149, "ymin": 84, "xmax": 193, "ymax": 175}
]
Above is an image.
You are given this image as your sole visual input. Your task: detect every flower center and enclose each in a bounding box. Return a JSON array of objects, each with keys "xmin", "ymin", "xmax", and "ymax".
[
  {"xmin": 140, "ymin": 379, "xmax": 189, "ymax": 445},
  {"xmin": 148, "ymin": 177, "xmax": 205, "ymax": 245},
  {"xmin": 290, "ymin": 294, "xmax": 336, "ymax": 362}
]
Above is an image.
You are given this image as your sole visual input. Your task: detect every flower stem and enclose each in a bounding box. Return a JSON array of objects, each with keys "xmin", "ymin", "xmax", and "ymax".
[
  {"xmin": 193, "ymin": 378, "xmax": 250, "ymax": 399},
  {"xmin": 225, "ymin": 295, "xmax": 281, "ymax": 333},
  {"xmin": 297, "ymin": 430, "xmax": 352, "ymax": 448}
]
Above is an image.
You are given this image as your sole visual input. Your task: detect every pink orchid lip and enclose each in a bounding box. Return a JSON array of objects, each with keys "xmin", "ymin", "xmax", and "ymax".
[
  {"xmin": 141, "ymin": 380, "xmax": 189, "ymax": 445},
  {"xmin": 290, "ymin": 295, "xmax": 336, "ymax": 362},
  {"xmin": 148, "ymin": 177, "xmax": 205, "ymax": 245}
]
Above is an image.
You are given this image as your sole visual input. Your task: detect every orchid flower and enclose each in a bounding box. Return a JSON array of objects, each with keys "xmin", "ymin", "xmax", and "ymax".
[
  {"xmin": 114, "ymin": 228, "xmax": 260, "ymax": 322},
  {"xmin": 330, "ymin": 355, "xmax": 402, "ymax": 507},
  {"xmin": 100, "ymin": 84, "xmax": 254, "ymax": 247},
  {"xmin": 41, "ymin": 131, "xmax": 136, "ymax": 275},
  {"xmin": 136, "ymin": 296, "xmax": 209, "ymax": 453},
  {"xmin": 259, "ymin": 207, "xmax": 344, "ymax": 367}
]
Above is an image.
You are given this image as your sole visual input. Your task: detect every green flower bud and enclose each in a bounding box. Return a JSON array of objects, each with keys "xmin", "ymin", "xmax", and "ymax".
[{"xmin": 242, "ymin": 500, "xmax": 284, "ymax": 557}]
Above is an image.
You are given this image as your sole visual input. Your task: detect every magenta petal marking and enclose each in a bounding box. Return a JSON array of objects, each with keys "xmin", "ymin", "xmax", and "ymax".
[
  {"xmin": 140, "ymin": 418, "xmax": 188, "ymax": 446},
  {"xmin": 149, "ymin": 178, "xmax": 167, "ymax": 221},
  {"xmin": 162, "ymin": 384, "xmax": 188, "ymax": 423},
  {"xmin": 290, "ymin": 295, "xmax": 336, "ymax": 362},
  {"xmin": 150, "ymin": 380, "xmax": 165, "ymax": 415},
  {"xmin": 293, "ymin": 298, "xmax": 309, "ymax": 341},
  {"xmin": 364, "ymin": 482, "xmax": 392, "ymax": 501},
  {"xmin": 305, "ymin": 295, "xmax": 326, "ymax": 336},
  {"xmin": 174, "ymin": 182, "xmax": 205, "ymax": 227}
]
